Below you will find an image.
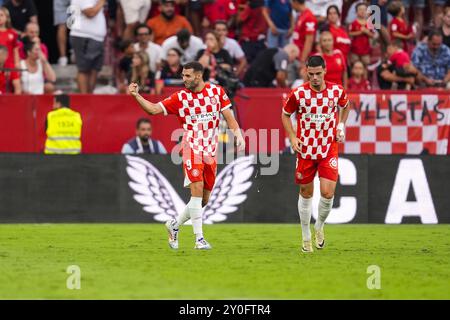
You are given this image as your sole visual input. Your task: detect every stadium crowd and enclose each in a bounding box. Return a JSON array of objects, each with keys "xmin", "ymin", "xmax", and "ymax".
[{"xmin": 0, "ymin": 0, "xmax": 450, "ymax": 95}]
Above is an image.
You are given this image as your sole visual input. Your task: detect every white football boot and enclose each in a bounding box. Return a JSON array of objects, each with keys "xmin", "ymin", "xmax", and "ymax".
[
  {"xmin": 165, "ymin": 220, "xmax": 179, "ymax": 249},
  {"xmin": 194, "ymin": 238, "xmax": 212, "ymax": 250},
  {"xmin": 301, "ymin": 240, "xmax": 314, "ymax": 253},
  {"xmin": 314, "ymin": 228, "xmax": 325, "ymax": 249}
]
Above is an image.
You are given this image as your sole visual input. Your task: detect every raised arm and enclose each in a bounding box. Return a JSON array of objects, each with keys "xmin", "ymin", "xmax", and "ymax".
[{"xmin": 129, "ymin": 83, "xmax": 165, "ymax": 115}]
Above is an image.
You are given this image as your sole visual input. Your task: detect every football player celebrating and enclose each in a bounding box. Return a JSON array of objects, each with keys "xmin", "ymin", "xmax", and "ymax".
[
  {"xmin": 281, "ymin": 55, "xmax": 350, "ymax": 253},
  {"xmin": 129, "ymin": 61, "xmax": 245, "ymax": 250}
]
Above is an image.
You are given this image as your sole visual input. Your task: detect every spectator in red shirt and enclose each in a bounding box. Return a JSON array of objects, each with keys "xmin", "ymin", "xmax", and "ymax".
[
  {"xmin": 348, "ymin": 2, "xmax": 375, "ymax": 66},
  {"xmin": 348, "ymin": 60, "xmax": 371, "ymax": 90},
  {"xmin": 291, "ymin": 0, "xmax": 317, "ymax": 69},
  {"xmin": 0, "ymin": 7, "xmax": 19, "ymax": 68},
  {"xmin": 236, "ymin": 0, "xmax": 268, "ymax": 64},
  {"xmin": 318, "ymin": 31, "xmax": 347, "ymax": 87},
  {"xmin": 203, "ymin": 0, "xmax": 237, "ymax": 38},
  {"xmin": 323, "ymin": 5, "xmax": 351, "ymax": 61},
  {"xmin": 18, "ymin": 22, "xmax": 48, "ymax": 60},
  {"xmin": 0, "ymin": 45, "xmax": 21, "ymax": 94},
  {"xmin": 387, "ymin": 1, "xmax": 414, "ymax": 54},
  {"xmin": 387, "ymin": 39, "xmax": 418, "ymax": 80}
]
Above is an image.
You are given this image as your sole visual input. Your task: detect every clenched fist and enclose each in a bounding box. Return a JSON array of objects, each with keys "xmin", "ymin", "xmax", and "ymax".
[{"xmin": 129, "ymin": 83, "xmax": 139, "ymax": 97}]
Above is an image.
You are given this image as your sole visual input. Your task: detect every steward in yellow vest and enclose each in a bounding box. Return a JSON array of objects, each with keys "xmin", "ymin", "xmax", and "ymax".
[{"xmin": 45, "ymin": 94, "xmax": 82, "ymax": 154}]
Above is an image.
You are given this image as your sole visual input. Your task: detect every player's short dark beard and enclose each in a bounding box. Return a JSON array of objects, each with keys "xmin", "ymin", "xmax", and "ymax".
[
  {"xmin": 161, "ymin": 11, "xmax": 174, "ymax": 20},
  {"xmin": 185, "ymin": 79, "xmax": 199, "ymax": 91}
]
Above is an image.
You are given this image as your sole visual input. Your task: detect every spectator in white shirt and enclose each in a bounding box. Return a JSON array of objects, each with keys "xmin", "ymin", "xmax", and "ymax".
[
  {"xmin": 214, "ymin": 20, "xmax": 247, "ymax": 77},
  {"xmin": 20, "ymin": 38, "xmax": 56, "ymax": 94},
  {"xmin": 133, "ymin": 24, "xmax": 162, "ymax": 75},
  {"xmin": 119, "ymin": 0, "xmax": 151, "ymax": 40},
  {"xmin": 69, "ymin": 0, "xmax": 107, "ymax": 93},
  {"xmin": 161, "ymin": 28, "xmax": 205, "ymax": 64}
]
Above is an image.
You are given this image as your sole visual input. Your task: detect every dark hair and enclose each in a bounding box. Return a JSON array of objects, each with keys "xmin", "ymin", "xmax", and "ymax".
[
  {"xmin": 292, "ymin": 0, "xmax": 306, "ymax": 4},
  {"xmin": 428, "ymin": 28, "xmax": 444, "ymax": 40},
  {"xmin": 168, "ymin": 47, "xmax": 182, "ymax": 57},
  {"xmin": 327, "ymin": 5, "xmax": 341, "ymax": 17},
  {"xmin": 22, "ymin": 36, "xmax": 36, "ymax": 57},
  {"xmin": 136, "ymin": 118, "xmax": 151, "ymax": 129},
  {"xmin": 214, "ymin": 20, "xmax": 228, "ymax": 29},
  {"xmin": 387, "ymin": 0, "xmax": 402, "ymax": 17},
  {"xmin": 306, "ymin": 55, "xmax": 326, "ymax": 68},
  {"xmin": 204, "ymin": 30, "xmax": 221, "ymax": 45},
  {"xmin": 55, "ymin": 94, "xmax": 70, "ymax": 108},
  {"xmin": 118, "ymin": 39, "xmax": 133, "ymax": 53},
  {"xmin": 177, "ymin": 28, "xmax": 191, "ymax": 43},
  {"xmin": 355, "ymin": 2, "xmax": 368, "ymax": 11},
  {"xmin": 183, "ymin": 61, "xmax": 204, "ymax": 73},
  {"xmin": 134, "ymin": 24, "xmax": 152, "ymax": 36}
]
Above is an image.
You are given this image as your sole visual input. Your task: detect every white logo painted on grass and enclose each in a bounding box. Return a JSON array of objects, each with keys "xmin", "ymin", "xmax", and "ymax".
[
  {"xmin": 366, "ymin": 265, "xmax": 381, "ymax": 290},
  {"xmin": 66, "ymin": 265, "xmax": 81, "ymax": 290},
  {"xmin": 126, "ymin": 155, "xmax": 254, "ymax": 224}
]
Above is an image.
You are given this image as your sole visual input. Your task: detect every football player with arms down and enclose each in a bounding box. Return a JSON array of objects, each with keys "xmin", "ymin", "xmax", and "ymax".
[
  {"xmin": 281, "ymin": 55, "xmax": 350, "ymax": 253},
  {"xmin": 129, "ymin": 61, "xmax": 245, "ymax": 250}
]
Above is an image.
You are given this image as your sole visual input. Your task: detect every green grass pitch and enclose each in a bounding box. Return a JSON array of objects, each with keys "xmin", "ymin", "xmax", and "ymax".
[{"xmin": 0, "ymin": 224, "xmax": 448, "ymax": 299}]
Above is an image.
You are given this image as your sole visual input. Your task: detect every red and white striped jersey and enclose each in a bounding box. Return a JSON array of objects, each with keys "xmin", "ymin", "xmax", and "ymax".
[
  {"xmin": 283, "ymin": 81, "xmax": 349, "ymax": 160},
  {"xmin": 159, "ymin": 83, "xmax": 232, "ymax": 157}
]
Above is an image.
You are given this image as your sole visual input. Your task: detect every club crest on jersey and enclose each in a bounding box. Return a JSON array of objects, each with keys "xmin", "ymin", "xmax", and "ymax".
[
  {"xmin": 329, "ymin": 157, "xmax": 338, "ymax": 169},
  {"xmin": 210, "ymin": 97, "xmax": 218, "ymax": 105},
  {"xmin": 328, "ymin": 100, "xmax": 334, "ymax": 107},
  {"xmin": 191, "ymin": 169, "xmax": 200, "ymax": 177}
]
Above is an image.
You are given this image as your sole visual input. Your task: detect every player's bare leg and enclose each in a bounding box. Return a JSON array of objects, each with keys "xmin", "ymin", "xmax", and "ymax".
[
  {"xmin": 299, "ymin": 182, "xmax": 314, "ymax": 253},
  {"xmin": 314, "ymin": 178, "xmax": 337, "ymax": 249}
]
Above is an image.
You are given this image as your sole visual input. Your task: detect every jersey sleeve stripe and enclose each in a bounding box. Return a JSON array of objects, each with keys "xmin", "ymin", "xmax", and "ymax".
[
  {"xmin": 158, "ymin": 102, "xmax": 168, "ymax": 116},
  {"xmin": 222, "ymin": 103, "xmax": 232, "ymax": 111},
  {"xmin": 283, "ymin": 108, "xmax": 293, "ymax": 116},
  {"xmin": 340, "ymin": 100, "xmax": 349, "ymax": 109}
]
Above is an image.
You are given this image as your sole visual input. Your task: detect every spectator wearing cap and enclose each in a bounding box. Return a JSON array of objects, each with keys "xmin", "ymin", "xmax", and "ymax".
[
  {"xmin": 119, "ymin": 0, "xmax": 151, "ymax": 40},
  {"xmin": 146, "ymin": 0, "xmax": 193, "ymax": 46},
  {"xmin": 69, "ymin": 0, "xmax": 107, "ymax": 93},
  {"xmin": 3, "ymin": 0, "xmax": 38, "ymax": 32},
  {"xmin": 161, "ymin": 28, "xmax": 204, "ymax": 64},
  {"xmin": 262, "ymin": 0, "xmax": 294, "ymax": 49},
  {"xmin": 133, "ymin": 24, "xmax": 162, "ymax": 76},
  {"xmin": 236, "ymin": 0, "xmax": 268, "ymax": 64},
  {"xmin": 412, "ymin": 29, "xmax": 450, "ymax": 88},
  {"xmin": 214, "ymin": 20, "xmax": 247, "ymax": 77},
  {"xmin": 122, "ymin": 118, "xmax": 167, "ymax": 155},
  {"xmin": 243, "ymin": 44, "xmax": 299, "ymax": 87}
]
